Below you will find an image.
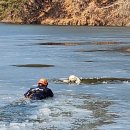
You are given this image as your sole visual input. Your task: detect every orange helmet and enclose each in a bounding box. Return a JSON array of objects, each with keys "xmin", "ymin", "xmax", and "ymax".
[{"xmin": 38, "ymin": 78, "xmax": 48, "ymax": 86}]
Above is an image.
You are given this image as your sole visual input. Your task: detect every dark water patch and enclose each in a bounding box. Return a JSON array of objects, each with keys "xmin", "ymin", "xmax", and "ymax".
[
  {"xmin": 16, "ymin": 44, "xmax": 33, "ymax": 46},
  {"xmin": 73, "ymin": 94, "xmax": 118, "ymax": 129},
  {"xmin": 76, "ymin": 47, "xmax": 130, "ymax": 53},
  {"xmin": 76, "ymin": 49, "xmax": 112, "ymax": 52},
  {"xmin": 95, "ymin": 41, "xmax": 130, "ymax": 45},
  {"xmin": 84, "ymin": 61, "xmax": 94, "ymax": 62},
  {"xmin": 16, "ymin": 42, "xmax": 83, "ymax": 47},
  {"xmin": 81, "ymin": 100, "xmax": 119, "ymax": 128},
  {"xmin": 95, "ymin": 42, "xmax": 121, "ymax": 45},
  {"xmin": 11, "ymin": 64, "xmax": 54, "ymax": 68},
  {"xmin": 81, "ymin": 77, "xmax": 130, "ymax": 84},
  {"xmin": 84, "ymin": 100, "xmax": 113, "ymax": 110},
  {"xmin": 36, "ymin": 42, "xmax": 80, "ymax": 46}
]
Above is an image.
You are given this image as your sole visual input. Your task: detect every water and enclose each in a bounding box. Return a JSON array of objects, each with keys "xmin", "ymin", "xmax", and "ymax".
[{"xmin": 0, "ymin": 23, "xmax": 130, "ymax": 130}]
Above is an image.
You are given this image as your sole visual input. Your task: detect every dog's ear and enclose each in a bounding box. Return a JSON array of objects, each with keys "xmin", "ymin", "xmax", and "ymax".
[{"xmin": 75, "ymin": 77, "xmax": 81, "ymax": 84}]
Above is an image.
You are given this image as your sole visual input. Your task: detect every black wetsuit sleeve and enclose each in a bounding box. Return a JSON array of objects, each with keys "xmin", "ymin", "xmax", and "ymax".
[
  {"xmin": 24, "ymin": 88, "xmax": 33, "ymax": 98},
  {"xmin": 47, "ymin": 88, "xmax": 54, "ymax": 97}
]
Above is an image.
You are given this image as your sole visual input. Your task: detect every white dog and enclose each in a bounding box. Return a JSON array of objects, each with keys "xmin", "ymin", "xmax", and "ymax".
[{"xmin": 63, "ymin": 75, "xmax": 81, "ymax": 84}]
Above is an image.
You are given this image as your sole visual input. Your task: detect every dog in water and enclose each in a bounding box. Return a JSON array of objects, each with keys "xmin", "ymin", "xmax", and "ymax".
[{"xmin": 63, "ymin": 75, "xmax": 81, "ymax": 84}]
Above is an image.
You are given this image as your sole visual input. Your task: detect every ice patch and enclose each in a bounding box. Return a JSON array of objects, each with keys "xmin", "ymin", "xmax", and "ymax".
[
  {"xmin": 2, "ymin": 97, "xmax": 12, "ymax": 100},
  {"xmin": 10, "ymin": 123, "xmax": 20, "ymax": 130},
  {"xmin": 39, "ymin": 108, "xmax": 51, "ymax": 116},
  {"xmin": 0, "ymin": 91, "xmax": 114, "ymax": 130},
  {"xmin": 29, "ymin": 115, "xmax": 37, "ymax": 120},
  {"xmin": 0, "ymin": 128, "xmax": 7, "ymax": 130}
]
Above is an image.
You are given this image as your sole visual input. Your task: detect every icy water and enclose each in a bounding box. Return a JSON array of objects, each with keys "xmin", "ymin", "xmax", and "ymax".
[{"xmin": 0, "ymin": 23, "xmax": 130, "ymax": 130}]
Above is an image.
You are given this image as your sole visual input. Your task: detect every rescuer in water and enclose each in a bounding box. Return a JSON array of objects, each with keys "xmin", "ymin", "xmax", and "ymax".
[{"xmin": 24, "ymin": 78, "xmax": 53, "ymax": 100}]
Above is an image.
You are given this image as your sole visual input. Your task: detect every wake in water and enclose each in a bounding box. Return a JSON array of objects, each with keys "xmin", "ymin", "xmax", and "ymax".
[
  {"xmin": 0, "ymin": 98, "xmax": 33, "ymax": 123},
  {"xmin": 53, "ymin": 77, "xmax": 130, "ymax": 85},
  {"xmin": 0, "ymin": 92, "xmax": 118, "ymax": 130}
]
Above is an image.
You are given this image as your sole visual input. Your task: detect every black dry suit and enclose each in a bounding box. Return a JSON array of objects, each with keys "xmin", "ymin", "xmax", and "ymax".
[{"xmin": 24, "ymin": 86, "xmax": 53, "ymax": 100}]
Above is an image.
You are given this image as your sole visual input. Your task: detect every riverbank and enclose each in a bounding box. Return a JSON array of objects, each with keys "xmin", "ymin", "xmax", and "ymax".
[{"xmin": 0, "ymin": 0, "xmax": 130, "ymax": 26}]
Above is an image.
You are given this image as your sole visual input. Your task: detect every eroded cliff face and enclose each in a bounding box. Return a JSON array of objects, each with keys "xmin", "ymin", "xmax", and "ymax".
[{"xmin": 0, "ymin": 0, "xmax": 130, "ymax": 26}]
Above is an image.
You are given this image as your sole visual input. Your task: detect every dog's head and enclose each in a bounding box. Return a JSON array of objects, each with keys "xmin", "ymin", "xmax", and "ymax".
[{"xmin": 68, "ymin": 75, "xmax": 81, "ymax": 84}]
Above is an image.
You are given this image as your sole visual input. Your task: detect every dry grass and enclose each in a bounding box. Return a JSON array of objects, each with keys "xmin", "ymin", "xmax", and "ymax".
[{"xmin": 1, "ymin": 0, "xmax": 130, "ymax": 25}]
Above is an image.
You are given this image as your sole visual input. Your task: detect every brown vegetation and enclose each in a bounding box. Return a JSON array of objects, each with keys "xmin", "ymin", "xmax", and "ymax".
[{"xmin": 0, "ymin": 0, "xmax": 130, "ymax": 26}]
